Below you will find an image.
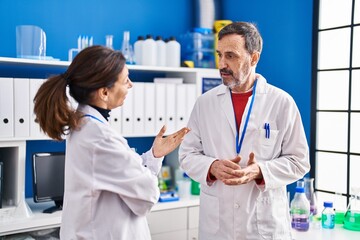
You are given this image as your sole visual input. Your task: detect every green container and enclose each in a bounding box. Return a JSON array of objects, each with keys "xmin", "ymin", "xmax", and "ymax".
[
  {"xmin": 344, "ymin": 211, "xmax": 360, "ymax": 231},
  {"xmin": 191, "ymin": 179, "xmax": 200, "ymax": 195},
  {"xmin": 335, "ymin": 211, "xmax": 345, "ymax": 224}
]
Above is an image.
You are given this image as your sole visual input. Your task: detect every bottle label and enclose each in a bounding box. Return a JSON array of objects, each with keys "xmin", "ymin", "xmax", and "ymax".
[
  {"xmin": 291, "ymin": 209, "xmax": 308, "ymax": 215},
  {"xmin": 291, "ymin": 216, "xmax": 309, "ymax": 231},
  {"xmin": 322, "ymin": 213, "xmax": 335, "ymax": 229}
]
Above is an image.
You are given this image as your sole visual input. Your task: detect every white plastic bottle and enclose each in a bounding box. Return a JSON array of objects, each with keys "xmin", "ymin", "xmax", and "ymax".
[
  {"xmin": 134, "ymin": 36, "xmax": 144, "ymax": 65},
  {"xmin": 166, "ymin": 36, "xmax": 181, "ymax": 68},
  {"xmin": 155, "ymin": 36, "xmax": 166, "ymax": 67},
  {"xmin": 141, "ymin": 34, "xmax": 157, "ymax": 66}
]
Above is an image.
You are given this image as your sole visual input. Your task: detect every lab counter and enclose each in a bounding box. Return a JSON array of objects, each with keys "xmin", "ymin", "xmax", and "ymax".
[
  {"xmin": 292, "ymin": 225, "xmax": 360, "ymax": 239},
  {"xmin": 0, "ymin": 196, "xmax": 200, "ymax": 237}
]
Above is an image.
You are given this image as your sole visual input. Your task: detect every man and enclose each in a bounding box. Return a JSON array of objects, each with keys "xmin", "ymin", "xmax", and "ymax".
[{"xmin": 179, "ymin": 22, "xmax": 310, "ymax": 240}]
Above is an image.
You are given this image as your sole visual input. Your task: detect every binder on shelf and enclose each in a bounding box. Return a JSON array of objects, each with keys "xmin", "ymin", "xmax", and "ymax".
[
  {"xmin": 132, "ymin": 82, "xmax": 145, "ymax": 135},
  {"xmin": 144, "ymin": 83, "xmax": 156, "ymax": 135},
  {"xmin": 121, "ymin": 88, "xmax": 134, "ymax": 135},
  {"xmin": 0, "ymin": 77, "xmax": 14, "ymax": 138},
  {"xmin": 14, "ymin": 78, "xmax": 30, "ymax": 137},
  {"xmin": 165, "ymin": 83, "xmax": 176, "ymax": 134},
  {"xmin": 109, "ymin": 106, "xmax": 122, "ymax": 135},
  {"xmin": 29, "ymin": 79, "xmax": 46, "ymax": 139},
  {"xmin": 155, "ymin": 83, "xmax": 166, "ymax": 133},
  {"xmin": 176, "ymin": 84, "xmax": 187, "ymax": 129},
  {"xmin": 186, "ymin": 84, "xmax": 197, "ymax": 119}
]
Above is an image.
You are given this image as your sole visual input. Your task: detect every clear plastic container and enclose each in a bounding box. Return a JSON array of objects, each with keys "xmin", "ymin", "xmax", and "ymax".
[
  {"xmin": 179, "ymin": 28, "xmax": 215, "ymax": 68},
  {"xmin": 16, "ymin": 25, "xmax": 46, "ymax": 59}
]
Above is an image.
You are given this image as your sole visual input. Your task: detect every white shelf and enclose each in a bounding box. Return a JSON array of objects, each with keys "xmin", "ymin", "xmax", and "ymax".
[{"xmin": 0, "ymin": 57, "xmax": 218, "ymax": 74}]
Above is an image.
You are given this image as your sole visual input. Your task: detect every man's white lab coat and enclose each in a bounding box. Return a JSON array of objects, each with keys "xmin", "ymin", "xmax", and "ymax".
[{"xmin": 179, "ymin": 75, "xmax": 310, "ymax": 240}]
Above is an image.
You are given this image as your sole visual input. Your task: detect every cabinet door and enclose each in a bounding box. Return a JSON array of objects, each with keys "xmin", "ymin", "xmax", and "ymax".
[
  {"xmin": 147, "ymin": 208, "xmax": 187, "ymax": 234},
  {"xmin": 151, "ymin": 230, "xmax": 187, "ymax": 240},
  {"xmin": 188, "ymin": 228, "xmax": 199, "ymax": 240},
  {"xmin": 188, "ymin": 206, "xmax": 199, "ymax": 229}
]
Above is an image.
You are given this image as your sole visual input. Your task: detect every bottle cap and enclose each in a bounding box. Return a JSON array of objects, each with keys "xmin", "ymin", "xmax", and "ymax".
[
  {"xmin": 295, "ymin": 187, "xmax": 305, "ymax": 193},
  {"xmin": 324, "ymin": 201, "xmax": 333, "ymax": 208},
  {"xmin": 168, "ymin": 36, "xmax": 176, "ymax": 41}
]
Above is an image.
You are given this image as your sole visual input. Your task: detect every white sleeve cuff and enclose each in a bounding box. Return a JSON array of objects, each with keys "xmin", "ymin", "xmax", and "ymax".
[{"xmin": 141, "ymin": 148, "xmax": 164, "ymax": 175}]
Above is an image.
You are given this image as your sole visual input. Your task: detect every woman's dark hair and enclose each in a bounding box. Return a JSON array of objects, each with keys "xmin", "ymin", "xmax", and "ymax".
[
  {"xmin": 34, "ymin": 45, "xmax": 126, "ymax": 140},
  {"xmin": 218, "ymin": 21, "xmax": 263, "ymax": 54}
]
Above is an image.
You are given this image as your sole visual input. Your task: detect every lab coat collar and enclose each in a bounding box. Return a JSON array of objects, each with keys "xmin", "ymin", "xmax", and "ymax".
[
  {"xmin": 77, "ymin": 104, "xmax": 109, "ymax": 125},
  {"xmin": 215, "ymin": 73, "xmax": 268, "ymax": 136}
]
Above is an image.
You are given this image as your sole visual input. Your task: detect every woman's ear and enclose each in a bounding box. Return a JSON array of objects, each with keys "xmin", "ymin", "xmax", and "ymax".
[{"xmin": 99, "ymin": 87, "xmax": 109, "ymax": 102}]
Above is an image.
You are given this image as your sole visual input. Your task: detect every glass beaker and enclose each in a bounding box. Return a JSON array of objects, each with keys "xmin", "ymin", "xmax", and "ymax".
[
  {"xmin": 304, "ymin": 177, "xmax": 317, "ymax": 215},
  {"xmin": 16, "ymin": 25, "xmax": 46, "ymax": 59},
  {"xmin": 105, "ymin": 35, "xmax": 114, "ymax": 49},
  {"xmin": 344, "ymin": 187, "xmax": 360, "ymax": 231}
]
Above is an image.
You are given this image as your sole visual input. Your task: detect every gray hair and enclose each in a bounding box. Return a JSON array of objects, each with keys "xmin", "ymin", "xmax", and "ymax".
[{"xmin": 218, "ymin": 22, "xmax": 263, "ymax": 54}]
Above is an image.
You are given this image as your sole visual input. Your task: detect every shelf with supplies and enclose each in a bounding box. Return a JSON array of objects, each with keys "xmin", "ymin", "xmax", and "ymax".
[
  {"xmin": 0, "ymin": 57, "xmax": 220, "ymax": 140},
  {"xmin": 0, "ymin": 57, "xmax": 219, "ymax": 238}
]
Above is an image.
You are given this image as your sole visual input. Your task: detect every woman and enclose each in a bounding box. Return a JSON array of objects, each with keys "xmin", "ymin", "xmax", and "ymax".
[{"xmin": 34, "ymin": 45, "xmax": 189, "ymax": 239}]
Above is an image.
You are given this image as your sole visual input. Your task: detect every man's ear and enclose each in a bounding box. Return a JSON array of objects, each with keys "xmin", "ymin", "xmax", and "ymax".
[{"xmin": 251, "ymin": 52, "xmax": 260, "ymax": 66}]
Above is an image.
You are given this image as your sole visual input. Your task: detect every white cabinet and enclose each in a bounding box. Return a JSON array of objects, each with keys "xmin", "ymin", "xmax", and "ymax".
[
  {"xmin": 188, "ymin": 206, "xmax": 199, "ymax": 240},
  {"xmin": 147, "ymin": 208, "xmax": 187, "ymax": 235},
  {"xmin": 147, "ymin": 200, "xmax": 200, "ymax": 240}
]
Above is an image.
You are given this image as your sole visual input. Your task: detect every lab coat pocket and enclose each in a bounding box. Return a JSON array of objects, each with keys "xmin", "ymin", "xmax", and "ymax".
[
  {"xmin": 256, "ymin": 196, "xmax": 291, "ymax": 240},
  {"xmin": 254, "ymin": 128, "xmax": 279, "ymax": 160},
  {"xmin": 199, "ymin": 191, "xmax": 219, "ymax": 234}
]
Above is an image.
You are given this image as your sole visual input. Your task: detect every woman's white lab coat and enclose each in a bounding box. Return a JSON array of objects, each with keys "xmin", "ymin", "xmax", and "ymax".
[
  {"xmin": 60, "ymin": 105, "xmax": 162, "ymax": 240},
  {"xmin": 179, "ymin": 75, "xmax": 310, "ymax": 240}
]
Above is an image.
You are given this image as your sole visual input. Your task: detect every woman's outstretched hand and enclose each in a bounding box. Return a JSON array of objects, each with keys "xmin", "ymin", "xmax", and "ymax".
[{"xmin": 152, "ymin": 125, "xmax": 190, "ymax": 158}]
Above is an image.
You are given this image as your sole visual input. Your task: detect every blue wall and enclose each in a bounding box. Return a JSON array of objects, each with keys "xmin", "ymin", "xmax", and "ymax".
[
  {"xmin": 0, "ymin": 0, "xmax": 193, "ymax": 60},
  {"xmin": 0, "ymin": 0, "xmax": 313, "ymax": 199}
]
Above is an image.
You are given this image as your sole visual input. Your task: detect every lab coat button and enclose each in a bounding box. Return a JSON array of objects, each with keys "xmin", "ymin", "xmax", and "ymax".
[{"xmin": 234, "ymin": 203, "xmax": 239, "ymax": 209}]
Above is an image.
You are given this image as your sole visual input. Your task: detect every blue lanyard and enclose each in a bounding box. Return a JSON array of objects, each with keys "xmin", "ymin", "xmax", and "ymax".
[
  {"xmin": 83, "ymin": 114, "xmax": 104, "ymax": 123},
  {"xmin": 234, "ymin": 79, "xmax": 257, "ymax": 154}
]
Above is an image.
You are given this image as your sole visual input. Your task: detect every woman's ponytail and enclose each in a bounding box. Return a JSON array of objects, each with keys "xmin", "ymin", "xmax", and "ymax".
[{"xmin": 33, "ymin": 74, "xmax": 80, "ymax": 141}]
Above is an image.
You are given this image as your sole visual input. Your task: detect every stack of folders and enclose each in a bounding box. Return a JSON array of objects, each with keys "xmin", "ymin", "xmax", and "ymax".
[
  {"xmin": 112, "ymin": 78, "xmax": 197, "ymax": 136},
  {"xmin": 0, "ymin": 78, "xmax": 51, "ymax": 139},
  {"xmin": 0, "ymin": 77, "xmax": 196, "ymax": 139}
]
